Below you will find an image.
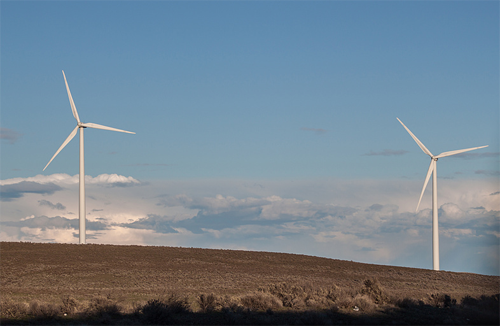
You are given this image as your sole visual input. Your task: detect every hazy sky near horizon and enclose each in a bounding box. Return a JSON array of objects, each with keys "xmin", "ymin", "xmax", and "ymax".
[{"xmin": 1, "ymin": 1, "xmax": 499, "ymax": 276}]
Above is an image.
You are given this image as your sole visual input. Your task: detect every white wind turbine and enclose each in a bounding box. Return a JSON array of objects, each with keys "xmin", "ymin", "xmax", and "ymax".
[
  {"xmin": 397, "ymin": 118, "xmax": 487, "ymax": 271},
  {"xmin": 43, "ymin": 70, "xmax": 135, "ymax": 244}
]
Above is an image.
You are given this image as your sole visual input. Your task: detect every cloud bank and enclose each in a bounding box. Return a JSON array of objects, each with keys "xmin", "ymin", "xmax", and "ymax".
[
  {"xmin": 1, "ymin": 173, "xmax": 140, "ymax": 187},
  {"xmin": 1, "ymin": 181, "xmax": 63, "ymax": 201},
  {"xmin": 1, "ymin": 173, "xmax": 498, "ymax": 276}
]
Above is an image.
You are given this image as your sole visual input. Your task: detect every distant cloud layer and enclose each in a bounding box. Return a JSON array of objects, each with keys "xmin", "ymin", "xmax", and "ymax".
[
  {"xmin": 2, "ymin": 215, "xmax": 108, "ymax": 231},
  {"xmin": 38, "ymin": 200, "xmax": 66, "ymax": 210},
  {"xmin": 0, "ymin": 128, "xmax": 22, "ymax": 144},
  {"xmin": 363, "ymin": 149, "xmax": 409, "ymax": 156},
  {"xmin": 1, "ymin": 173, "xmax": 140, "ymax": 187},
  {"xmin": 1, "ymin": 181, "xmax": 63, "ymax": 201},
  {"xmin": 1, "ymin": 173, "xmax": 498, "ymax": 275}
]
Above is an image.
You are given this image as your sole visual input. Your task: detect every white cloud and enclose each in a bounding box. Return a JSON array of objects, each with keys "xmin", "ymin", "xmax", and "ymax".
[
  {"xmin": 1, "ymin": 173, "xmax": 140, "ymax": 186},
  {"xmin": 441, "ymin": 228, "xmax": 473, "ymax": 239},
  {"xmin": 486, "ymin": 230, "xmax": 500, "ymax": 238},
  {"xmin": 19, "ymin": 226, "xmax": 77, "ymax": 243},
  {"xmin": 1, "ymin": 174, "xmax": 498, "ymax": 275},
  {"xmin": 260, "ymin": 196, "xmax": 317, "ymax": 220},
  {"xmin": 192, "ymin": 195, "xmax": 270, "ymax": 216},
  {"xmin": 439, "ymin": 203, "xmax": 465, "ymax": 222}
]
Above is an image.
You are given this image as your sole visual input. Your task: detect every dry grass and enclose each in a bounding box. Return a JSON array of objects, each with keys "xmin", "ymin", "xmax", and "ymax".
[{"xmin": 1, "ymin": 241, "xmax": 499, "ymax": 325}]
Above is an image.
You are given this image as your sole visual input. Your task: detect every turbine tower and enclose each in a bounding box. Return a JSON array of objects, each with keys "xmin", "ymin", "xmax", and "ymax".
[
  {"xmin": 397, "ymin": 118, "xmax": 487, "ymax": 271},
  {"xmin": 44, "ymin": 70, "xmax": 135, "ymax": 244}
]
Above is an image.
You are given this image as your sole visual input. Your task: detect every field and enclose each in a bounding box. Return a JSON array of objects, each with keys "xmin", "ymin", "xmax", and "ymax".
[{"xmin": 1, "ymin": 241, "xmax": 498, "ymax": 325}]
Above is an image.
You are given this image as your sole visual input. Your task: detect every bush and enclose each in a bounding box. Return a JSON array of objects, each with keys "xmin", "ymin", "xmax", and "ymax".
[
  {"xmin": 198, "ymin": 293, "xmax": 217, "ymax": 313},
  {"xmin": 0, "ymin": 301, "xmax": 28, "ymax": 319},
  {"xmin": 219, "ymin": 295, "xmax": 245, "ymax": 313},
  {"xmin": 240, "ymin": 293, "xmax": 282, "ymax": 311},
  {"xmin": 61, "ymin": 295, "xmax": 78, "ymax": 315},
  {"xmin": 460, "ymin": 295, "xmax": 478, "ymax": 306},
  {"xmin": 360, "ymin": 278, "xmax": 388, "ymax": 304},
  {"xmin": 140, "ymin": 294, "xmax": 190, "ymax": 324},
  {"xmin": 396, "ymin": 297, "xmax": 418, "ymax": 309},
  {"xmin": 141, "ymin": 299, "xmax": 171, "ymax": 324},
  {"xmin": 351, "ymin": 294, "xmax": 377, "ymax": 313},
  {"xmin": 429, "ymin": 293, "xmax": 456, "ymax": 308},
  {"xmin": 86, "ymin": 295, "xmax": 121, "ymax": 317},
  {"xmin": 265, "ymin": 282, "xmax": 308, "ymax": 309},
  {"xmin": 164, "ymin": 293, "xmax": 190, "ymax": 314},
  {"xmin": 461, "ymin": 294, "xmax": 499, "ymax": 311},
  {"xmin": 29, "ymin": 301, "xmax": 60, "ymax": 319}
]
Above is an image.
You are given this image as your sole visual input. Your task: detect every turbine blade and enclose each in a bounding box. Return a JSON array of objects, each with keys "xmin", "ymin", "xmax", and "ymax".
[
  {"xmin": 397, "ymin": 118, "xmax": 433, "ymax": 157},
  {"xmin": 435, "ymin": 145, "xmax": 488, "ymax": 158},
  {"xmin": 81, "ymin": 122, "xmax": 135, "ymax": 134},
  {"xmin": 43, "ymin": 126, "xmax": 79, "ymax": 171},
  {"xmin": 62, "ymin": 70, "xmax": 80, "ymax": 123},
  {"xmin": 416, "ymin": 159, "xmax": 435, "ymax": 212}
]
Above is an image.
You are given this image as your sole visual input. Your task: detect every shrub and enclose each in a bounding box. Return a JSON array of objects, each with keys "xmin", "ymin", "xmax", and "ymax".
[
  {"xmin": 351, "ymin": 294, "xmax": 377, "ymax": 313},
  {"xmin": 265, "ymin": 282, "xmax": 307, "ymax": 309},
  {"xmin": 141, "ymin": 299, "xmax": 171, "ymax": 324},
  {"xmin": 61, "ymin": 295, "xmax": 78, "ymax": 315},
  {"xmin": 29, "ymin": 301, "xmax": 60, "ymax": 319},
  {"xmin": 198, "ymin": 293, "xmax": 217, "ymax": 313},
  {"xmin": 163, "ymin": 293, "xmax": 190, "ymax": 314},
  {"xmin": 240, "ymin": 292, "xmax": 282, "ymax": 311},
  {"xmin": 264, "ymin": 282, "xmax": 354, "ymax": 310},
  {"xmin": 0, "ymin": 301, "xmax": 28, "ymax": 319},
  {"xmin": 140, "ymin": 294, "xmax": 190, "ymax": 324},
  {"xmin": 360, "ymin": 278, "xmax": 388, "ymax": 304},
  {"xmin": 460, "ymin": 295, "xmax": 477, "ymax": 306},
  {"xmin": 429, "ymin": 293, "xmax": 456, "ymax": 308},
  {"xmin": 324, "ymin": 285, "xmax": 342, "ymax": 302},
  {"xmin": 86, "ymin": 295, "xmax": 121, "ymax": 317},
  {"xmin": 396, "ymin": 297, "xmax": 418, "ymax": 309},
  {"xmin": 462, "ymin": 294, "xmax": 498, "ymax": 311},
  {"xmin": 219, "ymin": 295, "xmax": 244, "ymax": 313}
]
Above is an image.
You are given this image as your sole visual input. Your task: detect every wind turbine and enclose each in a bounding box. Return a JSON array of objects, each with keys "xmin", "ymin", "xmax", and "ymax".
[
  {"xmin": 397, "ymin": 118, "xmax": 487, "ymax": 271},
  {"xmin": 43, "ymin": 70, "xmax": 135, "ymax": 244}
]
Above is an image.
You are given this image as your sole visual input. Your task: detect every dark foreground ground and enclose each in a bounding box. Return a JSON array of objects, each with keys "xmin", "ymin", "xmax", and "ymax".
[{"xmin": 1, "ymin": 242, "xmax": 499, "ymax": 325}]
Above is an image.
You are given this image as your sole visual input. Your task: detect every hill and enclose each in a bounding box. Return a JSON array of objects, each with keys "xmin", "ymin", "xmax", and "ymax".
[{"xmin": 1, "ymin": 241, "xmax": 499, "ymax": 325}]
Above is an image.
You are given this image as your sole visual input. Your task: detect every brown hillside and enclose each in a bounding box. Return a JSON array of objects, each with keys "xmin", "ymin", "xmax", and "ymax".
[{"xmin": 1, "ymin": 241, "xmax": 498, "ymax": 305}]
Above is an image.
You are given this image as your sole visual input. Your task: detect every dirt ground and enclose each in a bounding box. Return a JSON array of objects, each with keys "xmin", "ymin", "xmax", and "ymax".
[{"xmin": 1, "ymin": 241, "xmax": 498, "ymax": 305}]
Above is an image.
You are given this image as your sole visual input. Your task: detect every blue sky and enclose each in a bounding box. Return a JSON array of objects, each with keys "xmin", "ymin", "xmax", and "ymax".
[{"xmin": 1, "ymin": 1, "xmax": 499, "ymax": 276}]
